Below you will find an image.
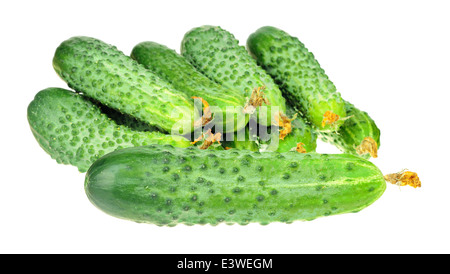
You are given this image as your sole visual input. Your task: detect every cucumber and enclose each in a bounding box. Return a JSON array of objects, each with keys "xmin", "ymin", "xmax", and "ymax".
[
  {"xmin": 221, "ymin": 106, "xmax": 317, "ymax": 153},
  {"xmin": 319, "ymin": 100, "xmax": 380, "ymax": 159},
  {"xmin": 85, "ymin": 144, "xmax": 386, "ymax": 226},
  {"xmin": 180, "ymin": 25, "xmax": 286, "ymax": 127},
  {"xmin": 27, "ymin": 88, "xmax": 191, "ymax": 172},
  {"xmin": 263, "ymin": 106, "xmax": 317, "ymax": 153},
  {"xmin": 247, "ymin": 26, "xmax": 347, "ymax": 131},
  {"xmin": 130, "ymin": 41, "xmax": 248, "ymax": 133},
  {"xmin": 221, "ymin": 124, "xmax": 259, "ymax": 152},
  {"xmin": 53, "ymin": 36, "xmax": 196, "ymax": 135}
]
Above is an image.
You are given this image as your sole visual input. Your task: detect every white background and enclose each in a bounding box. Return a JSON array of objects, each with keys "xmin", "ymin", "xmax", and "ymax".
[{"xmin": 1, "ymin": 0, "xmax": 449, "ymax": 254}]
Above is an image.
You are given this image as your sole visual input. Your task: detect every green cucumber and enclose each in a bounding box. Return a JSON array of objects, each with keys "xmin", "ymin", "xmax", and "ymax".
[
  {"xmin": 319, "ymin": 100, "xmax": 380, "ymax": 159},
  {"xmin": 130, "ymin": 41, "xmax": 248, "ymax": 133},
  {"xmin": 53, "ymin": 36, "xmax": 196, "ymax": 134},
  {"xmin": 221, "ymin": 106, "xmax": 317, "ymax": 153},
  {"xmin": 27, "ymin": 88, "xmax": 191, "ymax": 172},
  {"xmin": 221, "ymin": 124, "xmax": 259, "ymax": 152},
  {"xmin": 85, "ymin": 144, "xmax": 386, "ymax": 226},
  {"xmin": 247, "ymin": 26, "xmax": 347, "ymax": 131},
  {"xmin": 181, "ymin": 25, "xmax": 286, "ymax": 126},
  {"xmin": 263, "ymin": 106, "xmax": 317, "ymax": 153}
]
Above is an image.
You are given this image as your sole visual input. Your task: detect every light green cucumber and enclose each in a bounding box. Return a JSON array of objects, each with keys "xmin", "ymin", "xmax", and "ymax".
[
  {"xmin": 247, "ymin": 26, "xmax": 347, "ymax": 131},
  {"xmin": 130, "ymin": 41, "xmax": 248, "ymax": 134},
  {"xmin": 319, "ymin": 100, "xmax": 380, "ymax": 159},
  {"xmin": 53, "ymin": 36, "xmax": 196, "ymax": 135},
  {"xmin": 27, "ymin": 88, "xmax": 191, "ymax": 172},
  {"xmin": 181, "ymin": 25, "xmax": 286, "ymax": 126},
  {"xmin": 85, "ymin": 144, "xmax": 386, "ymax": 226}
]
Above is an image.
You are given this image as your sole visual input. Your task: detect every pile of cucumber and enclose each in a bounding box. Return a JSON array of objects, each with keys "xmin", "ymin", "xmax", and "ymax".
[{"xmin": 27, "ymin": 25, "xmax": 419, "ymax": 226}]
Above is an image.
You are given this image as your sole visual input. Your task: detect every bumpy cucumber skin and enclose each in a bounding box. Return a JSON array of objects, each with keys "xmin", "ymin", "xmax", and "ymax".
[
  {"xmin": 85, "ymin": 145, "xmax": 386, "ymax": 226},
  {"xmin": 27, "ymin": 88, "xmax": 191, "ymax": 172},
  {"xmin": 181, "ymin": 25, "xmax": 286, "ymax": 126},
  {"xmin": 53, "ymin": 36, "xmax": 195, "ymax": 134},
  {"xmin": 131, "ymin": 42, "xmax": 248, "ymax": 133},
  {"xmin": 247, "ymin": 26, "xmax": 347, "ymax": 130},
  {"xmin": 319, "ymin": 100, "xmax": 380, "ymax": 159}
]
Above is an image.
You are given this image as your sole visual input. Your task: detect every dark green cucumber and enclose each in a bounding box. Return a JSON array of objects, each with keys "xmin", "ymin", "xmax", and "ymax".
[
  {"xmin": 53, "ymin": 36, "xmax": 196, "ymax": 134},
  {"xmin": 27, "ymin": 88, "xmax": 191, "ymax": 172},
  {"xmin": 130, "ymin": 41, "xmax": 248, "ymax": 133},
  {"xmin": 319, "ymin": 100, "xmax": 380, "ymax": 159},
  {"xmin": 247, "ymin": 26, "xmax": 347, "ymax": 131},
  {"xmin": 85, "ymin": 145, "xmax": 386, "ymax": 226},
  {"xmin": 181, "ymin": 25, "xmax": 286, "ymax": 126}
]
